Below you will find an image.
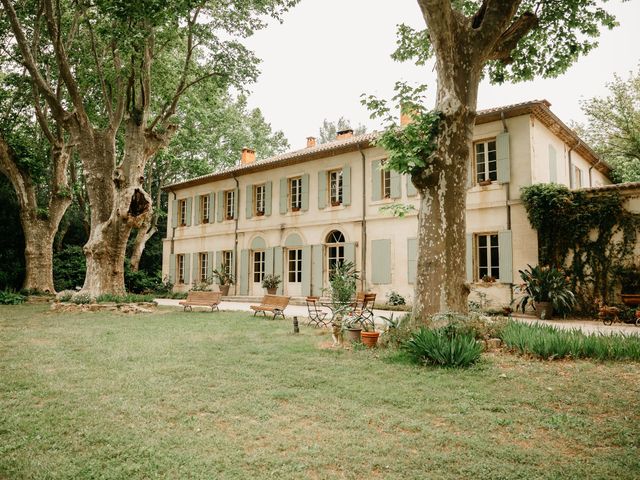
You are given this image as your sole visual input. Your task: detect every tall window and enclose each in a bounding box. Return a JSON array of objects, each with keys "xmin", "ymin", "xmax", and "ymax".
[
  {"xmin": 200, "ymin": 195, "xmax": 210, "ymax": 224},
  {"xmin": 199, "ymin": 252, "xmax": 208, "ymax": 282},
  {"xmin": 254, "ymin": 184, "xmax": 265, "ymax": 216},
  {"xmin": 288, "ymin": 249, "xmax": 302, "ymax": 283},
  {"xmin": 574, "ymin": 166, "xmax": 583, "ymax": 188},
  {"xmin": 326, "ymin": 230, "xmax": 345, "ymax": 277},
  {"xmin": 475, "ymin": 140, "xmax": 497, "ymax": 183},
  {"xmin": 381, "ymin": 165, "xmax": 391, "ymax": 199},
  {"xmin": 329, "ymin": 170, "xmax": 343, "ymax": 206},
  {"xmin": 224, "ymin": 190, "xmax": 235, "ymax": 220},
  {"xmin": 222, "ymin": 251, "xmax": 233, "ymax": 275},
  {"xmin": 177, "ymin": 254, "xmax": 185, "ymax": 284},
  {"xmin": 477, "ymin": 234, "xmax": 499, "ymax": 280},
  {"xmin": 253, "ymin": 251, "xmax": 265, "ymax": 283},
  {"xmin": 178, "ymin": 199, "xmax": 187, "ymax": 226},
  {"xmin": 289, "ymin": 177, "xmax": 302, "ymax": 211}
]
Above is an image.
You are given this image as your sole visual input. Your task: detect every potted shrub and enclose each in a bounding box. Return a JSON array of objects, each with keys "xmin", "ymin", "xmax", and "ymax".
[
  {"xmin": 618, "ymin": 267, "xmax": 640, "ymax": 306},
  {"xmin": 324, "ymin": 262, "xmax": 359, "ymax": 344},
  {"xmin": 342, "ymin": 314, "xmax": 362, "ymax": 343},
  {"xmin": 360, "ymin": 321, "xmax": 380, "ymax": 348},
  {"xmin": 262, "ymin": 274, "xmax": 281, "ymax": 294},
  {"xmin": 212, "ymin": 267, "xmax": 234, "ymax": 296},
  {"xmin": 515, "ymin": 264, "xmax": 576, "ymax": 319}
]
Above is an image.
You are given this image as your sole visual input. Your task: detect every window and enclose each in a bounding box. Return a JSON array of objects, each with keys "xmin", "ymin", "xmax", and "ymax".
[
  {"xmin": 329, "ymin": 170, "xmax": 343, "ymax": 206},
  {"xmin": 574, "ymin": 166, "xmax": 583, "ymax": 188},
  {"xmin": 178, "ymin": 199, "xmax": 187, "ymax": 226},
  {"xmin": 199, "ymin": 252, "xmax": 208, "ymax": 282},
  {"xmin": 254, "ymin": 184, "xmax": 265, "ymax": 216},
  {"xmin": 253, "ymin": 251, "xmax": 265, "ymax": 283},
  {"xmin": 288, "ymin": 249, "xmax": 302, "ymax": 283},
  {"xmin": 177, "ymin": 254, "xmax": 185, "ymax": 284},
  {"xmin": 200, "ymin": 195, "xmax": 210, "ymax": 224},
  {"xmin": 224, "ymin": 190, "xmax": 235, "ymax": 220},
  {"xmin": 475, "ymin": 140, "xmax": 497, "ymax": 184},
  {"xmin": 381, "ymin": 166, "xmax": 391, "ymax": 199},
  {"xmin": 289, "ymin": 177, "xmax": 302, "ymax": 211},
  {"xmin": 222, "ymin": 250, "xmax": 233, "ymax": 275},
  {"xmin": 326, "ymin": 230, "xmax": 345, "ymax": 277},
  {"xmin": 477, "ymin": 234, "xmax": 499, "ymax": 280}
]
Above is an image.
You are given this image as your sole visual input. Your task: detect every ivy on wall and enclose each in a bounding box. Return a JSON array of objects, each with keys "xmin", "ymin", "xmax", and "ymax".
[{"xmin": 521, "ymin": 183, "xmax": 640, "ymax": 309}]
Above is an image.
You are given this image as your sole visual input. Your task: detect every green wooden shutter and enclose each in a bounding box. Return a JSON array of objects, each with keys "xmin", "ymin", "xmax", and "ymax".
[
  {"xmin": 230, "ymin": 251, "xmax": 236, "ymax": 284},
  {"xmin": 390, "ymin": 170, "xmax": 401, "ymax": 199},
  {"xmin": 265, "ymin": 181, "xmax": 272, "ymax": 216},
  {"xmin": 265, "ymin": 248, "xmax": 274, "ymax": 276},
  {"xmin": 498, "ymin": 230, "xmax": 513, "ymax": 283},
  {"xmin": 185, "ymin": 198, "xmax": 193, "ymax": 226},
  {"xmin": 273, "ymin": 246, "xmax": 284, "ymax": 295},
  {"xmin": 317, "ymin": 171, "xmax": 327, "ymax": 209},
  {"xmin": 279, "ymin": 177, "xmax": 288, "ymax": 214},
  {"xmin": 467, "ymin": 156, "xmax": 474, "ymax": 189},
  {"xmin": 301, "ymin": 174, "xmax": 310, "ymax": 211},
  {"xmin": 209, "ymin": 193, "xmax": 215, "ymax": 222},
  {"xmin": 169, "ymin": 254, "xmax": 176, "ymax": 283},
  {"xmin": 171, "ymin": 200, "xmax": 178, "ymax": 228},
  {"xmin": 548, "ymin": 145, "xmax": 557, "ymax": 183},
  {"xmin": 344, "ymin": 242, "xmax": 356, "ymax": 266},
  {"xmin": 192, "ymin": 254, "xmax": 199, "ymax": 284},
  {"xmin": 496, "ymin": 132, "xmax": 510, "ymax": 184},
  {"xmin": 372, "ymin": 160, "xmax": 382, "ymax": 201},
  {"xmin": 207, "ymin": 251, "xmax": 214, "ymax": 280},
  {"xmin": 301, "ymin": 245, "xmax": 311, "ymax": 296},
  {"xmin": 240, "ymin": 249, "xmax": 249, "ymax": 295},
  {"xmin": 465, "ymin": 234, "xmax": 474, "ymax": 283},
  {"xmin": 233, "ymin": 188, "xmax": 239, "ymax": 220},
  {"xmin": 407, "ymin": 238, "xmax": 417, "ymax": 284},
  {"xmin": 216, "ymin": 251, "xmax": 223, "ymax": 276},
  {"xmin": 246, "ymin": 184, "xmax": 253, "ymax": 219},
  {"xmin": 371, "ymin": 239, "xmax": 391, "ymax": 284},
  {"xmin": 184, "ymin": 253, "xmax": 192, "ymax": 285},
  {"xmin": 406, "ymin": 175, "xmax": 417, "ymax": 197},
  {"xmin": 311, "ymin": 244, "xmax": 323, "ymax": 296},
  {"xmin": 194, "ymin": 196, "xmax": 200, "ymax": 226},
  {"xmin": 342, "ymin": 166, "xmax": 351, "ymax": 206},
  {"xmin": 217, "ymin": 191, "xmax": 224, "ymax": 222}
]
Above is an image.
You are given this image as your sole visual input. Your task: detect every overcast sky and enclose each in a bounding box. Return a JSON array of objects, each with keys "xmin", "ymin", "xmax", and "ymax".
[{"xmin": 244, "ymin": 0, "xmax": 640, "ymax": 150}]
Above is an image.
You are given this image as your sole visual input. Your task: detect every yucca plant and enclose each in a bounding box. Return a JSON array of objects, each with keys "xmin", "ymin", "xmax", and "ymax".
[
  {"xmin": 404, "ymin": 327, "xmax": 483, "ymax": 368},
  {"xmin": 515, "ymin": 264, "xmax": 576, "ymax": 315}
]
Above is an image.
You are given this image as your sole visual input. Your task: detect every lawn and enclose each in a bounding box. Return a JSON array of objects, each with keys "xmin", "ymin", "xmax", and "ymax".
[{"xmin": 1, "ymin": 305, "xmax": 639, "ymax": 479}]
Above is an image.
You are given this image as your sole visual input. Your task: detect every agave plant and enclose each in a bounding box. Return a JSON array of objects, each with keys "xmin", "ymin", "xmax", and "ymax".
[{"xmin": 515, "ymin": 264, "xmax": 576, "ymax": 314}]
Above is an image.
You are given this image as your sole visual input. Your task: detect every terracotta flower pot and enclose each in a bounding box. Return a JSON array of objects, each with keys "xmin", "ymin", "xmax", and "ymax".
[
  {"xmin": 219, "ymin": 284, "xmax": 230, "ymax": 296},
  {"xmin": 535, "ymin": 301, "xmax": 553, "ymax": 320},
  {"xmin": 361, "ymin": 331, "xmax": 380, "ymax": 348},
  {"xmin": 266, "ymin": 287, "xmax": 277, "ymax": 295},
  {"xmin": 346, "ymin": 328, "xmax": 362, "ymax": 343}
]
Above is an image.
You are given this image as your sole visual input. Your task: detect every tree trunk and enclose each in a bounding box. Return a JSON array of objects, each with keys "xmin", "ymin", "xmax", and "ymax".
[
  {"xmin": 129, "ymin": 221, "xmax": 157, "ymax": 272},
  {"xmin": 21, "ymin": 221, "xmax": 56, "ymax": 293}
]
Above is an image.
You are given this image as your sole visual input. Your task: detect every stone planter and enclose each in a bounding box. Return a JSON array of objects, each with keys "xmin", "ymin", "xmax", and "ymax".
[
  {"xmin": 219, "ymin": 284, "xmax": 230, "ymax": 296},
  {"xmin": 266, "ymin": 287, "xmax": 277, "ymax": 295},
  {"xmin": 346, "ymin": 328, "xmax": 362, "ymax": 343},
  {"xmin": 535, "ymin": 301, "xmax": 553, "ymax": 320}
]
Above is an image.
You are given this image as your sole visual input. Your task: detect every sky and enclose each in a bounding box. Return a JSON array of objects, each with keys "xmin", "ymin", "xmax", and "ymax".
[{"xmin": 244, "ymin": 0, "xmax": 640, "ymax": 150}]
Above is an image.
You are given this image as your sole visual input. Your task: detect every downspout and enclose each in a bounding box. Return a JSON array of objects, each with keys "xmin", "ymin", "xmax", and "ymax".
[
  {"xmin": 568, "ymin": 140, "xmax": 581, "ymax": 189},
  {"xmin": 233, "ymin": 174, "xmax": 240, "ymax": 296},
  {"xmin": 500, "ymin": 113, "xmax": 515, "ymax": 304},
  {"xmin": 588, "ymin": 158, "xmax": 601, "ymax": 187},
  {"xmin": 170, "ymin": 190, "xmax": 176, "ymax": 253},
  {"xmin": 358, "ymin": 143, "xmax": 367, "ymax": 292}
]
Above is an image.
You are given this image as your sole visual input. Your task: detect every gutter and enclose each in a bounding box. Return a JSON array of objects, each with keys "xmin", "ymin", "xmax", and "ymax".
[
  {"xmin": 233, "ymin": 174, "xmax": 240, "ymax": 296},
  {"xmin": 358, "ymin": 143, "xmax": 367, "ymax": 292}
]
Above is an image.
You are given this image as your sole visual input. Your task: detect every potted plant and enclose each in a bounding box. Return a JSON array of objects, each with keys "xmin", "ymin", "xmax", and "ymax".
[
  {"xmin": 342, "ymin": 314, "xmax": 362, "ymax": 343},
  {"xmin": 514, "ymin": 264, "xmax": 576, "ymax": 319},
  {"xmin": 262, "ymin": 274, "xmax": 281, "ymax": 294},
  {"xmin": 212, "ymin": 267, "xmax": 234, "ymax": 296},
  {"xmin": 324, "ymin": 262, "xmax": 359, "ymax": 344},
  {"xmin": 617, "ymin": 267, "xmax": 640, "ymax": 306},
  {"xmin": 360, "ymin": 321, "xmax": 380, "ymax": 348}
]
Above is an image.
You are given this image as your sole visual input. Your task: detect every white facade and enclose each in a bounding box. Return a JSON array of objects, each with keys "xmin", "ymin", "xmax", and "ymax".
[{"xmin": 162, "ymin": 100, "xmax": 610, "ymax": 307}]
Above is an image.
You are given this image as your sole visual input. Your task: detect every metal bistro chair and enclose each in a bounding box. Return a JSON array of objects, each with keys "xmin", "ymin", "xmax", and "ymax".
[
  {"xmin": 350, "ymin": 292, "xmax": 377, "ymax": 329},
  {"xmin": 305, "ymin": 296, "xmax": 329, "ymax": 327}
]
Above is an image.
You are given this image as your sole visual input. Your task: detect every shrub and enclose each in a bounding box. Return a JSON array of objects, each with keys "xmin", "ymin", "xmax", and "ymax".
[
  {"xmin": 325, "ymin": 261, "xmax": 358, "ymax": 304},
  {"xmin": 386, "ymin": 291, "xmax": 406, "ymax": 306},
  {"xmin": 125, "ymin": 264, "xmax": 164, "ymax": 294},
  {"xmin": 71, "ymin": 292, "xmax": 93, "ymax": 305},
  {"xmin": 55, "ymin": 290, "xmax": 75, "ymax": 302},
  {"xmin": 442, "ymin": 313, "xmax": 508, "ymax": 341},
  {"xmin": 53, "ymin": 245, "xmax": 86, "ymax": 291},
  {"xmin": 499, "ymin": 320, "xmax": 640, "ymax": 361},
  {"xmin": 515, "ymin": 264, "xmax": 576, "ymax": 315},
  {"xmin": 95, "ymin": 293, "xmax": 155, "ymax": 304},
  {"xmin": 0, "ymin": 289, "xmax": 27, "ymax": 305},
  {"xmin": 379, "ymin": 313, "xmax": 413, "ymax": 348},
  {"xmin": 404, "ymin": 326, "xmax": 483, "ymax": 368}
]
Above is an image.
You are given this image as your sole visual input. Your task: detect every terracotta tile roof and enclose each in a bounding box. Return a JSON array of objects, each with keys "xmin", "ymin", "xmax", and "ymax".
[
  {"xmin": 580, "ymin": 181, "xmax": 640, "ymax": 194},
  {"xmin": 163, "ymin": 99, "xmax": 608, "ymax": 190}
]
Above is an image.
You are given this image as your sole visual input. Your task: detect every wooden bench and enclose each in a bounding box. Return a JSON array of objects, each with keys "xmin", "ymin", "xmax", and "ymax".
[
  {"xmin": 250, "ymin": 294, "xmax": 290, "ymax": 319},
  {"xmin": 179, "ymin": 291, "xmax": 222, "ymax": 312}
]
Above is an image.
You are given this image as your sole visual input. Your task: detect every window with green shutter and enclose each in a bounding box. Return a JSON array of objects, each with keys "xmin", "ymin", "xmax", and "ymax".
[{"xmin": 371, "ymin": 239, "xmax": 391, "ymax": 284}]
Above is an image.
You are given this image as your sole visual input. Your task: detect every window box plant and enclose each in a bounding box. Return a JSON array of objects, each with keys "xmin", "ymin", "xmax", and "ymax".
[
  {"xmin": 478, "ymin": 179, "xmax": 492, "ymax": 187},
  {"xmin": 262, "ymin": 274, "xmax": 281, "ymax": 294},
  {"xmin": 514, "ymin": 264, "xmax": 576, "ymax": 319},
  {"xmin": 212, "ymin": 267, "xmax": 234, "ymax": 296}
]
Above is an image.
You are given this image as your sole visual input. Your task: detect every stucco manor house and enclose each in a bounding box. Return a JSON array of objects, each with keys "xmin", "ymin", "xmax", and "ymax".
[{"xmin": 162, "ymin": 100, "xmax": 610, "ymax": 306}]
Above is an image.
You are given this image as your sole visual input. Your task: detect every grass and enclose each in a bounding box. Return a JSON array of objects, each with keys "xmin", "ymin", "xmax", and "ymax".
[
  {"xmin": 1, "ymin": 305, "xmax": 639, "ymax": 479},
  {"xmin": 501, "ymin": 320, "xmax": 640, "ymax": 361}
]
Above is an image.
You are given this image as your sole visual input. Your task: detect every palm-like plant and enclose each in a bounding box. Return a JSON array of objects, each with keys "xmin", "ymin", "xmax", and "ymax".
[{"xmin": 515, "ymin": 264, "xmax": 576, "ymax": 314}]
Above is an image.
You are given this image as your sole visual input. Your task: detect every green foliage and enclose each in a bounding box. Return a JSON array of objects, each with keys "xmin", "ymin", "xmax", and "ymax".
[
  {"xmin": 521, "ymin": 183, "xmax": 640, "ymax": 308},
  {"xmin": 55, "ymin": 290, "xmax": 75, "ymax": 302},
  {"xmin": 0, "ymin": 290, "xmax": 27, "ymax": 305},
  {"xmin": 95, "ymin": 293, "xmax": 155, "ymax": 304},
  {"xmin": 515, "ymin": 265, "xmax": 576, "ymax": 314},
  {"xmin": 326, "ymin": 261, "xmax": 359, "ymax": 304},
  {"xmin": 361, "ymin": 82, "xmax": 440, "ymax": 177},
  {"xmin": 0, "ymin": 177, "xmax": 24, "ymax": 290},
  {"xmin": 53, "ymin": 246, "xmax": 87, "ymax": 292},
  {"xmin": 261, "ymin": 274, "xmax": 281, "ymax": 289},
  {"xmin": 378, "ymin": 202, "xmax": 416, "ymax": 218},
  {"xmin": 386, "ymin": 291, "xmax": 406, "ymax": 306},
  {"xmin": 71, "ymin": 292, "xmax": 93, "ymax": 305},
  {"xmin": 212, "ymin": 267, "xmax": 234, "ymax": 286},
  {"xmin": 616, "ymin": 266, "xmax": 640, "ymax": 294},
  {"xmin": 500, "ymin": 320, "xmax": 640, "ymax": 361},
  {"xmin": 404, "ymin": 325, "xmax": 483, "ymax": 368}
]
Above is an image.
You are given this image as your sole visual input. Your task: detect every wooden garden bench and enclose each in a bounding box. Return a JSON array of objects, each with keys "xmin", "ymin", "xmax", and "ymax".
[
  {"xmin": 250, "ymin": 294, "xmax": 290, "ymax": 319},
  {"xmin": 179, "ymin": 291, "xmax": 221, "ymax": 312}
]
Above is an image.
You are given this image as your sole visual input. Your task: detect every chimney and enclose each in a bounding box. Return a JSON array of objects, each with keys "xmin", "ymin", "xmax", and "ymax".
[
  {"xmin": 241, "ymin": 147, "xmax": 256, "ymax": 165},
  {"xmin": 336, "ymin": 129, "xmax": 354, "ymax": 140},
  {"xmin": 400, "ymin": 104, "xmax": 414, "ymax": 126},
  {"xmin": 306, "ymin": 137, "xmax": 317, "ymax": 148}
]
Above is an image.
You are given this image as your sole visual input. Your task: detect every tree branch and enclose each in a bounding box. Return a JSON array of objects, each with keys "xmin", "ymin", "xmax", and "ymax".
[{"xmin": 87, "ymin": 19, "xmax": 113, "ymax": 119}]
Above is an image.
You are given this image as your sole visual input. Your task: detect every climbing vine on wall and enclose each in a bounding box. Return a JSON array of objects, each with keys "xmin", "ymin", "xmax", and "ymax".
[{"xmin": 521, "ymin": 183, "xmax": 640, "ymax": 309}]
